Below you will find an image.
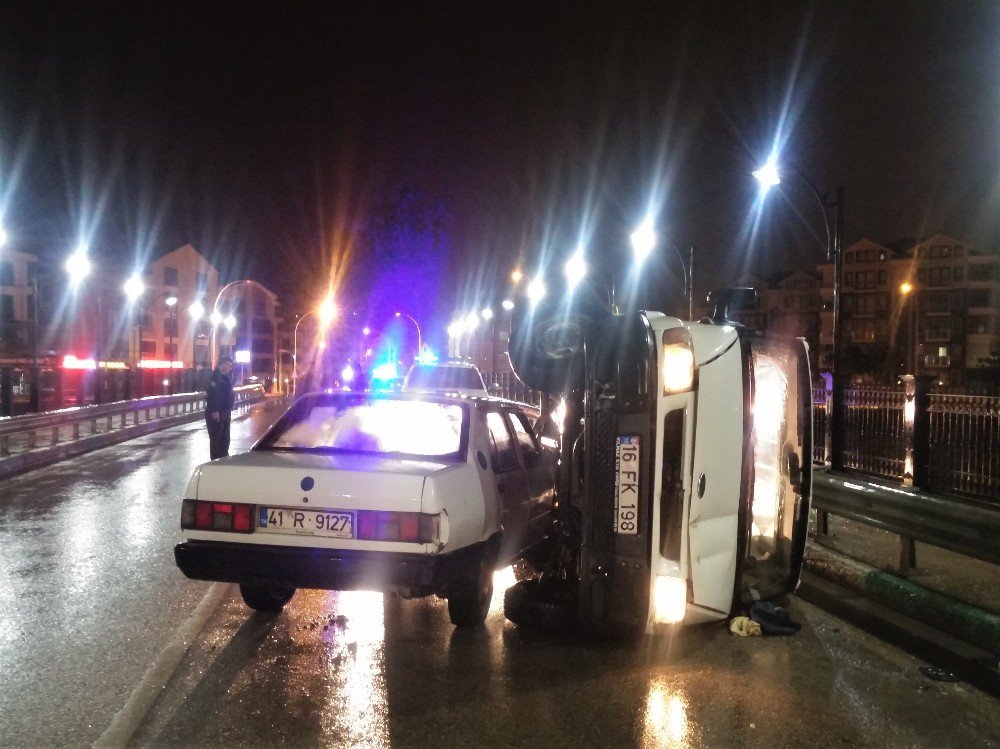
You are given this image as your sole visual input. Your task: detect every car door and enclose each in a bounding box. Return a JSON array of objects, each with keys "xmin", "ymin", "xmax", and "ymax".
[
  {"xmin": 485, "ymin": 410, "xmax": 531, "ymax": 560},
  {"xmin": 506, "ymin": 409, "xmax": 555, "ymax": 535}
]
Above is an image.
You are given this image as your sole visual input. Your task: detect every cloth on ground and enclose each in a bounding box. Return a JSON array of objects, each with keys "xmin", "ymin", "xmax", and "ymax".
[
  {"xmin": 749, "ymin": 601, "xmax": 801, "ymax": 635},
  {"xmin": 729, "ymin": 616, "xmax": 762, "ymax": 637}
]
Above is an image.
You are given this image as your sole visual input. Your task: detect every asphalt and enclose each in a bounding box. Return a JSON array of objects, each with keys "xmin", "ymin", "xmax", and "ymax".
[{"xmin": 803, "ymin": 515, "xmax": 1000, "ymax": 695}]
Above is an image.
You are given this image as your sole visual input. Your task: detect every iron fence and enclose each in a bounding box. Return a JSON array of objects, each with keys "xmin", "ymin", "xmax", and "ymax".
[
  {"xmin": 481, "ymin": 372, "xmax": 543, "ymax": 408},
  {"xmin": 811, "ymin": 386, "xmax": 829, "ymax": 465},
  {"xmin": 813, "ymin": 380, "xmax": 1000, "ymax": 503},
  {"xmin": 928, "ymin": 392, "xmax": 1000, "ymax": 499},
  {"xmin": 837, "ymin": 386, "xmax": 907, "ymax": 480}
]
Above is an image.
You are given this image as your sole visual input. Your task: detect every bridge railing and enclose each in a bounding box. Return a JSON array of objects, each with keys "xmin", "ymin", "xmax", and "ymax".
[
  {"xmin": 0, "ymin": 385, "xmax": 265, "ymax": 459},
  {"xmin": 481, "ymin": 372, "xmax": 543, "ymax": 409},
  {"xmin": 812, "ymin": 378, "xmax": 1000, "ymax": 569},
  {"xmin": 814, "ymin": 379, "xmax": 999, "ymax": 503}
]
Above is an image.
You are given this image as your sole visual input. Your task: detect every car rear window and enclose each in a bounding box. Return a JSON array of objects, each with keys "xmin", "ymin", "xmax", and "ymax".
[
  {"xmin": 259, "ymin": 397, "xmax": 466, "ymax": 460},
  {"xmin": 406, "ymin": 365, "xmax": 484, "ymax": 391}
]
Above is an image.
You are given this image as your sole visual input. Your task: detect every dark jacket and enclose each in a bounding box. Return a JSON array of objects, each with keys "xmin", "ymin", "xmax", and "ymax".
[{"xmin": 205, "ymin": 368, "xmax": 235, "ymax": 417}]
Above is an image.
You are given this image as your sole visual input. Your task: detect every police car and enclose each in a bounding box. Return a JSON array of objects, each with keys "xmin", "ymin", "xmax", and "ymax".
[
  {"xmin": 174, "ymin": 391, "xmax": 556, "ymax": 626},
  {"xmin": 402, "ymin": 360, "xmax": 489, "ymax": 397}
]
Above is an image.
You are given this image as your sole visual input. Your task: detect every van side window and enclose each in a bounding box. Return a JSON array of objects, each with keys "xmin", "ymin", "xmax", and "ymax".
[{"xmin": 486, "ymin": 412, "xmax": 519, "ymax": 473}]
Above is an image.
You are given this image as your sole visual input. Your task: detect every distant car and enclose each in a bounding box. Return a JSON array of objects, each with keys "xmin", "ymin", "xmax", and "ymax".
[
  {"xmin": 402, "ymin": 360, "xmax": 489, "ymax": 397},
  {"xmin": 174, "ymin": 391, "xmax": 556, "ymax": 626}
]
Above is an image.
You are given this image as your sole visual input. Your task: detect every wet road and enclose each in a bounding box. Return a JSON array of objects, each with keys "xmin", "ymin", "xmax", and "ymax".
[{"xmin": 2, "ymin": 401, "xmax": 999, "ymax": 748}]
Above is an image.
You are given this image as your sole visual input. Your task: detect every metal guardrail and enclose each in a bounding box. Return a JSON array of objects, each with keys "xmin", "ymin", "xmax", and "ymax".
[
  {"xmin": 0, "ymin": 385, "xmax": 265, "ymax": 458},
  {"xmin": 812, "ymin": 469, "xmax": 1000, "ymax": 568}
]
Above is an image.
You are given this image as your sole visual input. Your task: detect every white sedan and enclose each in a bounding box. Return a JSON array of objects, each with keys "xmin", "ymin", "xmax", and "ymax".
[{"xmin": 174, "ymin": 391, "xmax": 556, "ymax": 626}]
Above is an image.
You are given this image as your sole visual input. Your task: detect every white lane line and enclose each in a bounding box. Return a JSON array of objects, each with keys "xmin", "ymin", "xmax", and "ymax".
[{"xmin": 93, "ymin": 582, "xmax": 229, "ymax": 748}]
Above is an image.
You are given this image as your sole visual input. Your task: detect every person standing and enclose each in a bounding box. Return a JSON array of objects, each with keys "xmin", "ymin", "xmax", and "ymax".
[{"xmin": 205, "ymin": 356, "xmax": 235, "ymax": 460}]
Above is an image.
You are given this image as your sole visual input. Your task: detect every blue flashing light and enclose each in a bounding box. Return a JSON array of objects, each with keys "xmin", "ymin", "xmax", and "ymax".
[{"xmin": 372, "ymin": 362, "xmax": 398, "ymax": 382}]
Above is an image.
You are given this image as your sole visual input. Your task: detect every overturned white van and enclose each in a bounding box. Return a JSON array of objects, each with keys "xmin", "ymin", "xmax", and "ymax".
[{"xmin": 505, "ymin": 287, "xmax": 812, "ymax": 636}]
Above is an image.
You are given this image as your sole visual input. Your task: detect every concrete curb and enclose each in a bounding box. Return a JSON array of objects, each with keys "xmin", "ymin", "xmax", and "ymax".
[{"xmin": 804, "ymin": 541, "xmax": 1000, "ymax": 657}]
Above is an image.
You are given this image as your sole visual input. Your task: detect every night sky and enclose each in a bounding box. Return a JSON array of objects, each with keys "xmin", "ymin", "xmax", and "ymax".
[{"xmin": 1, "ymin": 1, "xmax": 998, "ymax": 325}]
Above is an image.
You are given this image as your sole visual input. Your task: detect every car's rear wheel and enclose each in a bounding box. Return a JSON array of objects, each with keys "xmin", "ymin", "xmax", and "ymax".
[
  {"xmin": 239, "ymin": 584, "xmax": 296, "ymax": 613},
  {"xmin": 447, "ymin": 549, "xmax": 495, "ymax": 627}
]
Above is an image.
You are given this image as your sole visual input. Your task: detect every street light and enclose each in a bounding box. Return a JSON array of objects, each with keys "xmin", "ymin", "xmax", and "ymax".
[
  {"xmin": 511, "ymin": 268, "xmax": 524, "ymax": 285},
  {"xmin": 564, "ymin": 246, "xmax": 587, "ymax": 292},
  {"xmin": 318, "ymin": 293, "xmax": 337, "ymax": 328},
  {"xmin": 752, "ymin": 159, "xmax": 781, "ymax": 192},
  {"xmin": 527, "ymin": 275, "xmax": 546, "ymax": 306},
  {"xmin": 65, "ymin": 243, "xmax": 91, "ymax": 288},
  {"xmin": 501, "ymin": 299, "xmax": 515, "ymax": 311},
  {"xmin": 630, "ymin": 215, "xmax": 657, "ymax": 266},
  {"xmin": 394, "ymin": 311, "xmax": 423, "ymax": 358}
]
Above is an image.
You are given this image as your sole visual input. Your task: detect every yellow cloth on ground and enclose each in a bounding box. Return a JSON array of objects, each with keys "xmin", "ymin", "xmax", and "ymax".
[{"xmin": 729, "ymin": 616, "xmax": 762, "ymax": 637}]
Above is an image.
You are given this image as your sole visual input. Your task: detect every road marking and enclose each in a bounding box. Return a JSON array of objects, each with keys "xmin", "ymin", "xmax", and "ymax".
[{"xmin": 93, "ymin": 582, "xmax": 229, "ymax": 748}]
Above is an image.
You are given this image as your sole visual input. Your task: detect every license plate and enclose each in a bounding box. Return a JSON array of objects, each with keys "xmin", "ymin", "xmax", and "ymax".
[
  {"xmin": 615, "ymin": 435, "xmax": 640, "ymax": 535},
  {"xmin": 257, "ymin": 507, "xmax": 354, "ymax": 539}
]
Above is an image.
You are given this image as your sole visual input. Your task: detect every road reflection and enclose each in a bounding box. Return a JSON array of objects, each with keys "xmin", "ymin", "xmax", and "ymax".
[
  {"xmin": 642, "ymin": 680, "xmax": 692, "ymax": 748},
  {"xmin": 317, "ymin": 590, "xmax": 390, "ymax": 748}
]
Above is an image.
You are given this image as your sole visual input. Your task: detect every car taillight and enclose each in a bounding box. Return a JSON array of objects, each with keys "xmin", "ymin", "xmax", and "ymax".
[
  {"xmin": 181, "ymin": 500, "xmax": 255, "ymax": 534},
  {"xmin": 356, "ymin": 510, "xmax": 439, "ymax": 543}
]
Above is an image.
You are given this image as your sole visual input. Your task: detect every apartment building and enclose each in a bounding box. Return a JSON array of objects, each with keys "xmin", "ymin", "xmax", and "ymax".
[
  {"xmin": 816, "ymin": 235, "xmax": 1000, "ymax": 385},
  {"xmin": 140, "ymin": 243, "xmax": 223, "ymax": 368},
  {"xmin": 0, "ymin": 249, "xmax": 36, "ymax": 357}
]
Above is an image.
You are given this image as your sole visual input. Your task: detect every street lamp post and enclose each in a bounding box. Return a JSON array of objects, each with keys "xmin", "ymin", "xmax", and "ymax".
[
  {"xmin": 673, "ymin": 244, "xmax": 695, "ymax": 321},
  {"xmin": 394, "ymin": 311, "xmax": 422, "ymax": 360},
  {"xmin": 899, "ymin": 282, "xmax": 918, "ymax": 375},
  {"xmin": 64, "ymin": 244, "xmax": 102, "ymax": 404},
  {"xmin": 756, "ymin": 164, "xmax": 845, "ymax": 471},
  {"xmin": 165, "ymin": 294, "xmax": 178, "ymax": 393},
  {"xmin": 292, "ymin": 294, "xmax": 336, "ymax": 396}
]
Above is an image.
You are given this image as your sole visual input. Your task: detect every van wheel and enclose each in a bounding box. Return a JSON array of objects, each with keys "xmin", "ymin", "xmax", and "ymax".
[
  {"xmin": 448, "ymin": 550, "xmax": 495, "ymax": 627},
  {"xmin": 240, "ymin": 584, "xmax": 295, "ymax": 613},
  {"xmin": 503, "ymin": 579, "xmax": 575, "ymax": 630}
]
